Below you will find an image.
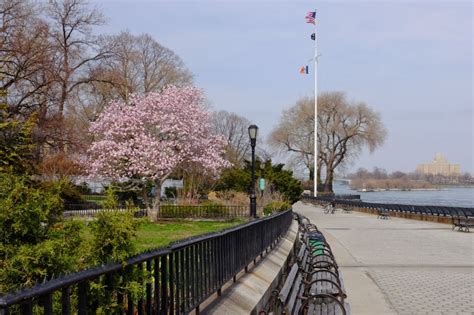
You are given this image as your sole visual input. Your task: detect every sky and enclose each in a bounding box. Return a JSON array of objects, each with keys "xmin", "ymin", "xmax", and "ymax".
[{"xmin": 94, "ymin": 0, "xmax": 473, "ymax": 175}]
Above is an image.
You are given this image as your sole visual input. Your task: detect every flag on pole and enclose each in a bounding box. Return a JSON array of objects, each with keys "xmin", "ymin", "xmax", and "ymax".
[
  {"xmin": 305, "ymin": 11, "xmax": 316, "ymax": 24},
  {"xmin": 299, "ymin": 66, "xmax": 309, "ymax": 74},
  {"xmin": 311, "ymin": 33, "xmax": 315, "ymax": 40}
]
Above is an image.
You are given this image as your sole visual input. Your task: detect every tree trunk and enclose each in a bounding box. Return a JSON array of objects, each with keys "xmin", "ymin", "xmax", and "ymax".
[
  {"xmin": 317, "ymin": 165, "xmax": 324, "ymax": 193},
  {"xmin": 149, "ymin": 179, "xmax": 162, "ymax": 222},
  {"xmin": 324, "ymin": 168, "xmax": 334, "ymax": 194},
  {"xmin": 142, "ymin": 186, "xmax": 151, "ymax": 212}
]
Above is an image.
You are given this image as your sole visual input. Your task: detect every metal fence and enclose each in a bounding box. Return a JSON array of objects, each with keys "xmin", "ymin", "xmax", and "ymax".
[
  {"xmin": 302, "ymin": 195, "xmax": 474, "ymax": 217},
  {"xmin": 333, "ymin": 194, "xmax": 361, "ymax": 200},
  {"xmin": 158, "ymin": 205, "xmax": 250, "ymax": 218},
  {"xmin": 63, "ymin": 208, "xmax": 147, "ymax": 218},
  {"xmin": 0, "ymin": 209, "xmax": 293, "ymax": 314},
  {"xmin": 64, "ymin": 205, "xmax": 253, "ymax": 219}
]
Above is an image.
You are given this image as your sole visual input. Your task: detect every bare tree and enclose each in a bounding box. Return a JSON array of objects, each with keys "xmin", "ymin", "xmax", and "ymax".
[
  {"xmin": 269, "ymin": 92, "xmax": 387, "ymax": 193},
  {"xmin": 45, "ymin": 0, "xmax": 109, "ymax": 151},
  {"xmin": 211, "ymin": 110, "xmax": 251, "ymax": 166},
  {"xmin": 268, "ymin": 97, "xmax": 314, "ymax": 178},
  {"xmin": 96, "ymin": 31, "xmax": 193, "ymax": 102},
  {"xmin": 1, "ymin": 0, "xmax": 54, "ymax": 117},
  {"xmin": 318, "ymin": 92, "xmax": 386, "ymax": 192}
]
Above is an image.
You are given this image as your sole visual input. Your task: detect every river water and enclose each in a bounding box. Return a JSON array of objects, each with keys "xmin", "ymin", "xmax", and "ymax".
[{"xmin": 332, "ymin": 182, "xmax": 474, "ymax": 208}]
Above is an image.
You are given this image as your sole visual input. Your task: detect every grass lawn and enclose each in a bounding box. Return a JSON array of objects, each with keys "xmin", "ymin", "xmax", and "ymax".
[
  {"xmin": 82, "ymin": 194, "xmax": 106, "ymax": 205},
  {"xmin": 133, "ymin": 219, "xmax": 245, "ymax": 252}
]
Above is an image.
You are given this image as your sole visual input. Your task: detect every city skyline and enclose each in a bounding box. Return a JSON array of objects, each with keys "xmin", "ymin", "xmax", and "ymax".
[{"xmin": 96, "ymin": 0, "xmax": 473, "ymax": 173}]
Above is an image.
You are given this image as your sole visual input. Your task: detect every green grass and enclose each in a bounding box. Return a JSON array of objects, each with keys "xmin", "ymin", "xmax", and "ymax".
[
  {"xmin": 82, "ymin": 194, "xmax": 106, "ymax": 205},
  {"xmin": 81, "ymin": 218, "xmax": 245, "ymax": 253},
  {"xmin": 133, "ymin": 219, "xmax": 244, "ymax": 251}
]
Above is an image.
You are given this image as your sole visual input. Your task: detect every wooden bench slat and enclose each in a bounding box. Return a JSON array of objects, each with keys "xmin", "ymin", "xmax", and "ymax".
[
  {"xmin": 287, "ymin": 273, "xmax": 303, "ymax": 314},
  {"xmin": 279, "ymin": 263, "xmax": 299, "ymax": 301},
  {"xmin": 321, "ymin": 302, "xmax": 328, "ymax": 315},
  {"xmin": 293, "ymin": 296, "xmax": 303, "ymax": 315},
  {"xmin": 297, "ymin": 243, "xmax": 307, "ymax": 260},
  {"xmin": 328, "ymin": 301, "xmax": 336, "ymax": 315}
]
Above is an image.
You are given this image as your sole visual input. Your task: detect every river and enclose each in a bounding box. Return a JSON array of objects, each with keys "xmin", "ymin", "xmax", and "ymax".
[{"xmin": 332, "ymin": 181, "xmax": 474, "ymax": 208}]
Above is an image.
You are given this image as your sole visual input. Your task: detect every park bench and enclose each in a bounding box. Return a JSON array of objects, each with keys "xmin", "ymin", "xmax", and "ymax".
[
  {"xmin": 377, "ymin": 209, "xmax": 390, "ymax": 219},
  {"xmin": 452, "ymin": 215, "xmax": 474, "ymax": 232},
  {"xmin": 270, "ymin": 249, "xmax": 349, "ymax": 314},
  {"xmin": 342, "ymin": 206, "xmax": 352, "ymax": 214},
  {"xmin": 265, "ymin": 214, "xmax": 350, "ymax": 315}
]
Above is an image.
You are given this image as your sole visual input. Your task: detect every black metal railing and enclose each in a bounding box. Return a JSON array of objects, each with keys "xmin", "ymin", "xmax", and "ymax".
[
  {"xmin": 63, "ymin": 208, "xmax": 147, "ymax": 218},
  {"xmin": 301, "ymin": 195, "xmax": 474, "ymax": 217},
  {"xmin": 158, "ymin": 205, "xmax": 250, "ymax": 218},
  {"xmin": 64, "ymin": 205, "xmax": 252, "ymax": 218},
  {"xmin": 333, "ymin": 194, "xmax": 361, "ymax": 200},
  {"xmin": 0, "ymin": 209, "xmax": 293, "ymax": 314}
]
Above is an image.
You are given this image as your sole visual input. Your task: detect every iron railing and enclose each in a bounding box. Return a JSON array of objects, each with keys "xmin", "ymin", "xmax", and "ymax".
[
  {"xmin": 64, "ymin": 205, "xmax": 252, "ymax": 218},
  {"xmin": 158, "ymin": 205, "xmax": 250, "ymax": 218},
  {"xmin": 0, "ymin": 209, "xmax": 293, "ymax": 314},
  {"xmin": 63, "ymin": 208, "xmax": 147, "ymax": 218},
  {"xmin": 302, "ymin": 195, "xmax": 474, "ymax": 217},
  {"xmin": 333, "ymin": 194, "xmax": 361, "ymax": 200}
]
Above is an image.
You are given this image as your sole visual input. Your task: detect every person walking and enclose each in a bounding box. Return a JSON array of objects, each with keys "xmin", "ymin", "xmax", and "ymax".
[{"xmin": 330, "ymin": 199, "xmax": 336, "ymax": 214}]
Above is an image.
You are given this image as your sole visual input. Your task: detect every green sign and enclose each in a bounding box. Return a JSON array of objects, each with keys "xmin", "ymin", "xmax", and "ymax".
[{"xmin": 259, "ymin": 178, "xmax": 265, "ymax": 191}]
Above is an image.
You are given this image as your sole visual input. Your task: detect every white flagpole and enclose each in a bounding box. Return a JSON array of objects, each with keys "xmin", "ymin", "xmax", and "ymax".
[{"xmin": 313, "ymin": 10, "xmax": 318, "ymax": 197}]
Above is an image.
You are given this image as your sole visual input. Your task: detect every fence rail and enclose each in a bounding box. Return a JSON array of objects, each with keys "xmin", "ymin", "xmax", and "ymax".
[
  {"xmin": 64, "ymin": 204, "xmax": 253, "ymax": 219},
  {"xmin": 302, "ymin": 195, "xmax": 474, "ymax": 217},
  {"xmin": 0, "ymin": 209, "xmax": 293, "ymax": 314},
  {"xmin": 333, "ymin": 194, "xmax": 361, "ymax": 200},
  {"xmin": 63, "ymin": 208, "xmax": 147, "ymax": 218},
  {"xmin": 158, "ymin": 205, "xmax": 250, "ymax": 218}
]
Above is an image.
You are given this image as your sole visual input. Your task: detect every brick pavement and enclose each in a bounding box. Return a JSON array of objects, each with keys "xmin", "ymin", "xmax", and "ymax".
[{"xmin": 294, "ymin": 202, "xmax": 474, "ymax": 315}]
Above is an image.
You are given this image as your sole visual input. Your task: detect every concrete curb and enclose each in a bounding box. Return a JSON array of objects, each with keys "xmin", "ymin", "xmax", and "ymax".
[{"xmin": 200, "ymin": 219, "xmax": 298, "ymax": 315}]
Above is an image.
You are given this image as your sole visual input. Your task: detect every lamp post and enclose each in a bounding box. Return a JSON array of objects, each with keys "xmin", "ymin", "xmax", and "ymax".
[{"xmin": 248, "ymin": 124, "xmax": 258, "ymax": 218}]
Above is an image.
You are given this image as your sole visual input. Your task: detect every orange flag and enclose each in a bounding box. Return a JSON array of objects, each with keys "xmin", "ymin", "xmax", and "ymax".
[{"xmin": 299, "ymin": 66, "xmax": 308, "ymax": 74}]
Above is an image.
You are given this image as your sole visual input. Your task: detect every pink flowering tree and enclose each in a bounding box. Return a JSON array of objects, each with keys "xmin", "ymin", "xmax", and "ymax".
[{"xmin": 87, "ymin": 86, "xmax": 229, "ymax": 220}]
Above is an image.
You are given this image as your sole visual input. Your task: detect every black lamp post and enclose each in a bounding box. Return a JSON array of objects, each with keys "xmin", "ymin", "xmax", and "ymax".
[{"xmin": 248, "ymin": 124, "xmax": 258, "ymax": 218}]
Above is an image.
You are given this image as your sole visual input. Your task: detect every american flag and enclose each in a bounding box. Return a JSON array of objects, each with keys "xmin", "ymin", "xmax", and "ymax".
[{"xmin": 305, "ymin": 11, "xmax": 316, "ymax": 24}]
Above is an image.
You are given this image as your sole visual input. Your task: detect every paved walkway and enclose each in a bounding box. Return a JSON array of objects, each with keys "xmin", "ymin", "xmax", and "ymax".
[{"xmin": 294, "ymin": 202, "xmax": 474, "ymax": 315}]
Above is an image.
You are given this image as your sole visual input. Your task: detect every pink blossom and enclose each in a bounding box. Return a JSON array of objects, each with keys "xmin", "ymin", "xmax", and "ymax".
[{"xmin": 87, "ymin": 86, "xmax": 230, "ymax": 182}]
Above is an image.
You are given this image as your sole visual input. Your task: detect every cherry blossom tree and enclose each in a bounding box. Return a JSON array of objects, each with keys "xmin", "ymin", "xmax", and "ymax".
[{"xmin": 87, "ymin": 86, "xmax": 229, "ymax": 220}]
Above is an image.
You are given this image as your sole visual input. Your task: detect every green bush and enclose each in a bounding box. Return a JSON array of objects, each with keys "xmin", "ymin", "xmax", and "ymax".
[
  {"xmin": 89, "ymin": 210, "xmax": 142, "ymax": 264},
  {"xmin": 41, "ymin": 179, "xmax": 84, "ymax": 204},
  {"xmin": 0, "ymin": 220, "xmax": 86, "ymax": 293},
  {"xmin": 263, "ymin": 201, "xmax": 291, "ymax": 216},
  {"xmin": 0, "ymin": 173, "xmax": 64, "ymax": 245},
  {"xmin": 215, "ymin": 160, "xmax": 303, "ymax": 204}
]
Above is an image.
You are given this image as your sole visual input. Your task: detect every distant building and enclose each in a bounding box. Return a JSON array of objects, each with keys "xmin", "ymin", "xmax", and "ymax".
[{"xmin": 416, "ymin": 153, "xmax": 460, "ymax": 176}]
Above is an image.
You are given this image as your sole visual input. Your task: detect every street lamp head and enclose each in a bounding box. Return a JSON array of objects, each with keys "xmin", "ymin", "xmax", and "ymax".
[{"xmin": 248, "ymin": 124, "xmax": 258, "ymax": 142}]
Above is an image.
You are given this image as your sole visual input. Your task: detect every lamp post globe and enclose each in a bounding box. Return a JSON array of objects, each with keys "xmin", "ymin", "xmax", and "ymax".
[
  {"xmin": 248, "ymin": 125, "xmax": 258, "ymax": 144},
  {"xmin": 248, "ymin": 124, "xmax": 258, "ymax": 218}
]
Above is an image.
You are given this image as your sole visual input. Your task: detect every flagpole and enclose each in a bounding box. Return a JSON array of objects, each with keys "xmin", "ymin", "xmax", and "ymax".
[{"xmin": 313, "ymin": 9, "xmax": 318, "ymax": 197}]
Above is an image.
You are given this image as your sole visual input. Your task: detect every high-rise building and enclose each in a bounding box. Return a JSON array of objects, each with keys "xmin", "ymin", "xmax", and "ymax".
[{"xmin": 416, "ymin": 153, "xmax": 460, "ymax": 176}]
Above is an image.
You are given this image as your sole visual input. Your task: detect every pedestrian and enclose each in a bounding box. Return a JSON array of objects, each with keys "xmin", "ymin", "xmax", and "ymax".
[{"xmin": 330, "ymin": 200, "xmax": 336, "ymax": 213}]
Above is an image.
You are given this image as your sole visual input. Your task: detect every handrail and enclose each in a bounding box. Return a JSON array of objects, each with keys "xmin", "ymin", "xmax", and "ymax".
[
  {"xmin": 302, "ymin": 195, "xmax": 474, "ymax": 217},
  {"xmin": 0, "ymin": 209, "xmax": 293, "ymax": 314}
]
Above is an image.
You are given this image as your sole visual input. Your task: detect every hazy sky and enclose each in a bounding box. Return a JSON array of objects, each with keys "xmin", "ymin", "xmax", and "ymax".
[{"xmin": 95, "ymin": 0, "xmax": 473, "ymax": 174}]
